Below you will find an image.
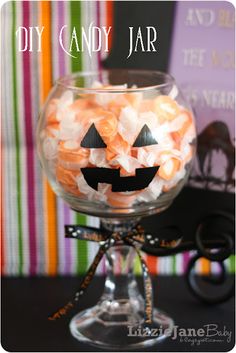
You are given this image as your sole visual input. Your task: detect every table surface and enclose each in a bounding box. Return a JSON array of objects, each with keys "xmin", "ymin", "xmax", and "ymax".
[{"xmin": 1, "ymin": 276, "xmax": 235, "ymax": 352}]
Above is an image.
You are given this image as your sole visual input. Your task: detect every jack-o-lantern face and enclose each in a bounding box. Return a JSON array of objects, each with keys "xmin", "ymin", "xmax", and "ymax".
[
  {"xmin": 81, "ymin": 123, "xmax": 159, "ymax": 192},
  {"xmin": 41, "ymin": 87, "xmax": 196, "ymax": 210}
]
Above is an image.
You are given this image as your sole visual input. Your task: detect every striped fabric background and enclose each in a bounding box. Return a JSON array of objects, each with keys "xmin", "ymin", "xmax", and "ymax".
[{"xmin": 1, "ymin": 1, "xmax": 234, "ymax": 276}]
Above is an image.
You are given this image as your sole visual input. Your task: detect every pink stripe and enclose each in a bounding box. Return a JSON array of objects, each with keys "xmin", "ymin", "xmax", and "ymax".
[
  {"xmin": 22, "ymin": 2, "xmax": 37, "ymax": 275},
  {"xmin": 183, "ymin": 251, "xmax": 190, "ymax": 273},
  {"xmin": 96, "ymin": 1, "xmax": 105, "ymax": 273},
  {"xmin": 57, "ymin": 1, "xmax": 66, "ymax": 77},
  {"xmin": 96, "ymin": 1, "xmax": 102, "ymax": 71},
  {"xmin": 57, "ymin": 1, "xmax": 72, "ymax": 274}
]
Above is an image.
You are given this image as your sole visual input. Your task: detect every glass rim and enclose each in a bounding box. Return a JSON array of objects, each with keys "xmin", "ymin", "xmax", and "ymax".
[{"xmin": 55, "ymin": 69, "xmax": 176, "ymax": 93}]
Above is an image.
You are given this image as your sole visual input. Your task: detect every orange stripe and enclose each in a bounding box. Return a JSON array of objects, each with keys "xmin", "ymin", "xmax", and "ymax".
[
  {"xmin": 40, "ymin": 1, "xmax": 57, "ymax": 276},
  {"xmin": 106, "ymin": 0, "xmax": 113, "ymax": 50},
  {"xmin": 200, "ymin": 257, "xmax": 211, "ymax": 275},
  {"xmin": 146, "ymin": 254, "xmax": 158, "ymax": 275}
]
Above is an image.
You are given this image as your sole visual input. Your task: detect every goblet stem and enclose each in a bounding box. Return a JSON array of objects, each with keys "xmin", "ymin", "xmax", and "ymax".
[
  {"xmin": 100, "ymin": 244, "xmax": 145, "ymax": 322},
  {"xmin": 100, "ymin": 217, "xmax": 141, "ymax": 232}
]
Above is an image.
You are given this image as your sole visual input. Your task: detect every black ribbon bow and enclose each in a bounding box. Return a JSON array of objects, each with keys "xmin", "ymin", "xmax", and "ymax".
[
  {"xmin": 48, "ymin": 223, "xmax": 183, "ymax": 324},
  {"xmin": 48, "ymin": 224, "xmax": 156, "ymax": 323}
]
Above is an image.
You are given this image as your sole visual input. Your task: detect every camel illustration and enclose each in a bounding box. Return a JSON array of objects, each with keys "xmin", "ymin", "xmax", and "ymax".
[{"xmin": 195, "ymin": 121, "xmax": 235, "ymax": 191}]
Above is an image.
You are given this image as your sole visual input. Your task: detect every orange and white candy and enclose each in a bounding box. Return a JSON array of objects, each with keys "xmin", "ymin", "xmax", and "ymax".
[
  {"xmin": 111, "ymin": 155, "xmax": 142, "ymax": 175},
  {"xmin": 106, "ymin": 133, "xmax": 130, "ymax": 161},
  {"xmin": 42, "ymin": 137, "xmax": 58, "ymax": 160},
  {"xmin": 56, "ymin": 164, "xmax": 80, "ymax": 196},
  {"xmin": 75, "ymin": 174, "xmax": 108, "ymax": 202},
  {"xmin": 94, "ymin": 84, "xmax": 127, "ymax": 107},
  {"xmin": 59, "ymin": 110, "xmax": 81, "ymax": 140},
  {"xmin": 58, "ymin": 143, "xmax": 90, "ymax": 170},
  {"xmin": 137, "ymin": 177, "xmax": 164, "ymax": 202},
  {"xmin": 46, "ymin": 123, "xmax": 60, "ymax": 138},
  {"xmin": 107, "ymin": 189, "xmax": 138, "ymax": 208},
  {"xmin": 46, "ymin": 98, "xmax": 59, "ymax": 124},
  {"xmin": 89, "ymin": 149, "xmax": 109, "ymax": 168},
  {"xmin": 154, "ymin": 95, "xmax": 181, "ymax": 122},
  {"xmin": 95, "ymin": 111, "xmax": 118, "ymax": 144},
  {"xmin": 118, "ymin": 106, "xmax": 139, "ymax": 144},
  {"xmin": 158, "ymin": 157, "xmax": 181, "ymax": 181},
  {"xmin": 41, "ymin": 81, "xmax": 196, "ymax": 208},
  {"xmin": 162, "ymin": 168, "xmax": 186, "ymax": 192}
]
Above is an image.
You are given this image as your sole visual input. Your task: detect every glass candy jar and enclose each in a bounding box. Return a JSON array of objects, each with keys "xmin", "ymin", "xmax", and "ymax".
[{"xmin": 37, "ymin": 70, "xmax": 196, "ymax": 349}]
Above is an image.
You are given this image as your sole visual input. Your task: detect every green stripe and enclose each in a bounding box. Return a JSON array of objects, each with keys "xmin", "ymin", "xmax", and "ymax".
[
  {"xmin": 70, "ymin": 1, "xmax": 87, "ymax": 274},
  {"xmin": 229, "ymin": 255, "xmax": 235, "ymax": 274},
  {"xmin": 172, "ymin": 255, "xmax": 176, "ymax": 275},
  {"xmin": 70, "ymin": 1, "xmax": 83, "ymax": 72},
  {"xmin": 134, "ymin": 253, "xmax": 142, "ymax": 275},
  {"xmin": 75, "ymin": 213, "xmax": 87, "ymax": 274},
  {"xmin": 12, "ymin": 2, "xmax": 23, "ymax": 275}
]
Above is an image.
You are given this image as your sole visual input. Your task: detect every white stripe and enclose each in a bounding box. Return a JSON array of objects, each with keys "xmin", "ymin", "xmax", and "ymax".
[
  {"xmin": 223, "ymin": 258, "xmax": 230, "ymax": 272},
  {"xmin": 70, "ymin": 211, "xmax": 79, "ymax": 275},
  {"xmin": 64, "ymin": 3, "xmax": 71, "ymax": 75},
  {"xmin": 162, "ymin": 257, "xmax": 167, "ymax": 274},
  {"xmin": 63, "ymin": 2, "xmax": 75, "ymax": 274},
  {"xmin": 81, "ymin": 1, "xmax": 91, "ymax": 73},
  {"xmin": 68, "ymin": 208, "xmax": 77, "ymax": 274},
  {"xmin": 57, "ymin": 199, "xmax": 66, "ymax": 274},
  {"xmin": 87, "ymin": 2, "xmax": 104, "ymax": 273},
  {"xmin": 31, "ymin": 1, "xmax": 46, "ymax": 275},
  {"xmin": 157, "ymin": 257, "xmax": 163, "ymax": 274},
  {"xmin": 2, "ymin": 2, "xmax": 19, "ymax": 275},
  {"xmin": 160, "ymin": 258, "xmax": 165, "ymax": 274},
  {"xmin": 100, "ymin": 0, "xmax": 107, "ymax": 60},
  {"xmin": 67, "ymin": 1, "xmax": 80, "ymax": 275},
  {"xmin": 87, "ymin": 216, "xmax": 100, "ymax": 272},
  {"xmin": 163, "ymin": 257, "xmax": 168, "ymax": 274},
  {"xmin": 52, "ymin": 1, "xmax": 66, "ymax": 275},
  {"xmin": 90, "ymin": 1, "xmax": 99, "ymax": 71},
  {"xmin": 211, "ymin": 261, "xmax": 219, "ymax": 274},
  {"xmin": 176, "ymin": 253, "xmax": 184, "ymax": 275}
]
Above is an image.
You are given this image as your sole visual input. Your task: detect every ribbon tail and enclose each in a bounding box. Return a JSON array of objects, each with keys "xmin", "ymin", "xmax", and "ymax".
[
  {"xmin": 136, "ymin": 248, "xmax": 153, "ymax": 325},
  {"xmin": 125, "ymin": 238, "xmax": 153, "ymax": 325},
  {"xmin": 48, "ymin": 246, "xmax": 105, "ymax": 321}
]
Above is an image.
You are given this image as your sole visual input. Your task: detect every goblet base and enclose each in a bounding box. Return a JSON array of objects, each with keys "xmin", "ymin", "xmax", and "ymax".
[{"xmin": 69, "ymin": 300, "xmax": 174, "ymax": 350}]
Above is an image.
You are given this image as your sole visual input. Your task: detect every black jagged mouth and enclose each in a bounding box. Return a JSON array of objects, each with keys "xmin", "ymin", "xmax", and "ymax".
[{"xmin": 81, "ymin": 166, "xmax": 159, "ymax": 192}]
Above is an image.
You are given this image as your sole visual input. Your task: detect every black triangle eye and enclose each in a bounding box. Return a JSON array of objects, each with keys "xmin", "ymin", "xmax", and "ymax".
[
  {"xmin": 133, "ymin": 124, "xmax": 158, "ymax": 147},
  {"xmin": 81, "ymin": 123, "xmax": 107, "ymax": 148}
]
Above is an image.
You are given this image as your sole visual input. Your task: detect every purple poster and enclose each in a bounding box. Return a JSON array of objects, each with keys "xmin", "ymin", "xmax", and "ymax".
[{"xmin": 169, "ymin": 1, "xmax": 235, "ymax": 193}]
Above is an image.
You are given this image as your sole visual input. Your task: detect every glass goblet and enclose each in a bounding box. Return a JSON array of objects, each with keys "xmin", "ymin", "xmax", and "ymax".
[{"xmin": 37, "ymin": 69, "xmax": 196, "ymax": 350}]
